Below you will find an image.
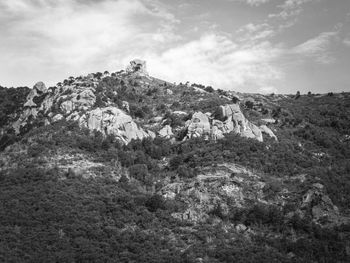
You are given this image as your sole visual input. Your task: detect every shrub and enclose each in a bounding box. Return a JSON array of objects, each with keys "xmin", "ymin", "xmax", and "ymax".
[{"xmin": 129, "ymin": 164, "xmax": 148, "ymax": 181}]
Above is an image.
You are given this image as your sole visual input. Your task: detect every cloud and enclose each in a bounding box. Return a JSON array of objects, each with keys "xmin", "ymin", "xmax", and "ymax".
[
  {"xmin": 235, "ymin": 0, "xmax": 271, "ymax": 6},
  {"xmin": 0, "ymin": 0, "xmax": 179, "ymax": 87},
  {"xmin": 343, "ymin": 37, "xmax": 350, "ymax": 47},
  {"xmin": 146, "ymin": 34, "xmax": 284, "ymax": 92},
  {"xmin": 293, "ymin": 31, "xmax": 338, "ymax": 64},
  {"xmin": 237, "ymin": 23, "xmax": 276, "ymax": 42},
  {"xmin": 268, "ymin": 0, "xmax": 314, "ymax": 27}
]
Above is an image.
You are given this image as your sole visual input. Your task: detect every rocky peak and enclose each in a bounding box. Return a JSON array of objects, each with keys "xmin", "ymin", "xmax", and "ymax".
[
  {"xmin": 33, "ymin": 81, "xmax": 47, "ymax": 93},
  {"xmin": 126, "ymin": 59, "xmax": 148, "ymax": 76}
]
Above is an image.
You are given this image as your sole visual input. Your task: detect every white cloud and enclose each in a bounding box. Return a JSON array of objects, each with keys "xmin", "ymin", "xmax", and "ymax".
[
  {"xmin": 146, "ymin": 34, "xmax": 284, "ymax": 92},
  {"xmin": 293, "ymin": 31, "xmax": 338, "ymax": 64},
  {"xmin": 268, "ymin": 0, "xmax": 315, "ymax": 28},
  {"xmin": 0, "ymin": 0, "xmax": 179, "ymax": 86},
  {"xmin": 237, "ymin": 23, "xmax": 276, "ymax": 42},
  {"xmin": 343, "ymin": 37, "xmax": 350, "ymax": 47},
  {"xmin": 236, "ymin": 0, "xmax": 271, "ymax": 6}
]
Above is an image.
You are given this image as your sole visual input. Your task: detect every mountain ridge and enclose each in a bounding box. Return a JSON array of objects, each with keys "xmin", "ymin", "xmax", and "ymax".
[{"xmin": 0, "ymin": 60, "xmax": 350, "ymax": 262}]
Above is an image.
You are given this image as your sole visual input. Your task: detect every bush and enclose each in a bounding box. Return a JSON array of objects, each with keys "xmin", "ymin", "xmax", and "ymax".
[
  {"xmin": 27, "ymin": 144, "xmax": 47, "ymax": 157},
  {"xmin": 145, "ymin": 194, "xmax": 166, "ymax": 212},
  {"xmin": 129, "ymin": 164, "xmax": 148, "ymax": 181}
]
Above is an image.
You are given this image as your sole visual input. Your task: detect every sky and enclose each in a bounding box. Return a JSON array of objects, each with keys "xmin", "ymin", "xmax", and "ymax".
[{"xmin": 0, "ymin": 0, "xmax": 350, "ymax": 94}]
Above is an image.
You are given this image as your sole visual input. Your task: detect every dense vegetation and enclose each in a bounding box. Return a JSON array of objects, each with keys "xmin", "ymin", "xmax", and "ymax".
[{"xmin": 0, "ymin": 81, "xmax": 349, "ymax": 262}]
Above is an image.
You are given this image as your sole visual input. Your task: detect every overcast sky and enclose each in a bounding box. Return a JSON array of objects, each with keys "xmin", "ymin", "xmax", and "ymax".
[{"xmin": 1, "ymin": 0, "xmax": 350, "ymax": 94}]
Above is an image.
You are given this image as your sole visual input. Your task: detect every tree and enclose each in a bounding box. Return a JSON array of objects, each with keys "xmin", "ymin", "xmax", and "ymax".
[
  {"xmin": 145, "ymin": 194, "xmax": 166, "ymax": 212},
  {"xmin": 204, "ymin": 86, "xmax": 214, "ymax": 93},
  {"xmin": 245, "ymin": 101, "xmax": 254, "ymax": 109}
]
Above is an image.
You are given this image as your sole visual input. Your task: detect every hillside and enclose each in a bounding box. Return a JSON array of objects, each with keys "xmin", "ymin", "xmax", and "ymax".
[{"xmin": 0, "ymin": 60, "xmax": 349, "ymax": 262}]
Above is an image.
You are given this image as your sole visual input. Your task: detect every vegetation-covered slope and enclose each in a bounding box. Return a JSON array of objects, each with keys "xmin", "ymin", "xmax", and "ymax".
[{"xmin": 0, "ymin": 69, "xmax": 349, "ymax": 262}]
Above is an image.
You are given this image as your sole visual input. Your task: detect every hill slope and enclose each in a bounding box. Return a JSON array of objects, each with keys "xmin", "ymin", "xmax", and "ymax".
[{"xmin": 0, "ymin": 60, "xmax": 349, "ymax": 262}]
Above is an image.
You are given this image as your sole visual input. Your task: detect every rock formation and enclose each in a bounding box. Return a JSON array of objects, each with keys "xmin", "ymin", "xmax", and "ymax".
[
  {"xmin": 259, "ymin": 125, "xmax": 278, "ymax": 141},
  {"xmin": 12, "ymin": 74, "xmax": 154, "ymax": 144},
  {"xmin": 186, "ymin": 112, "xmax": 211, "ymax": 139},
  {"xmin": 126, "ymin": 59, "xmax": 148, "ymax": 76},
  {"xmin": 80, "ymin": 107, "xmax": 153, "ymax": 144},
  {"xmin": 158, "ymin": 125, "xmax": 174, "ymax": 139},
  {"xmin": 10, "ymin": 61, "xmax": 269, "ymax": 144},
  {"xmin": 13, "ymin": 82, "xmax": 47, "ymax": 133},
  {"xmin": 299, "ymin": 183, "xmax": 341, "ymax": 226},
  {"xmin": 186, "ymin": 104, "xmax": 263, "ymax": 142}
]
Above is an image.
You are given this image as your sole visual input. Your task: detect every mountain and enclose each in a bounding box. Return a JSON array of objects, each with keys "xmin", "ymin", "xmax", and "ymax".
[{"xmin": 0, "ymin": 60, "xmax": 349, "ymax": 262}]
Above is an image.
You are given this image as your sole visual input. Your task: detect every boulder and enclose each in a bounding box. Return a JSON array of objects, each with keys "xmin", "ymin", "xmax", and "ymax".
[
  {"xmin": 165, "ymin": 89, "xmax": 173, "ymax": 95},
  {"xmin": 261, "ymin": 118, "xmax": 276, "ymax": 124},
  {"xmin": 260, "ymin": 125, "xmax": 278, "ymax": 141},
  {"xmin": 186, "ymin": 112, "xmax": 211, "ymax": 139},
  {"xmin": 235, "ymin": 224, "xmax": 247, "ymax": 232},
  {"xmin": 172, "ymin": 111, "xmax": 187, "ymax": 116},
  {"xmin": 33, "ymin": 81, "xmax": 47, "ymax": 93},
  {"xmin": 122, "ymin": 101, "xmax": 130, "ymax": 112},
  {"xmin": 81, "ymin": 107, "xmax": 151, "ymax": 144},
  {"xmin": 52, "ymin": 114, "xmax": 64, "ymax": 122},
  {"xmin": 213, "ymin": 104, "xmax": 263, "ymax": 142},
  {"xmin": 159, "ymin": 125, "xmax": 174, "ymax": 139}
]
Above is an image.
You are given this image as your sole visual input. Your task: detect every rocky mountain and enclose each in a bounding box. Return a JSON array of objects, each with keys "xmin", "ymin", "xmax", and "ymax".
[
  {"xmin": 6, "ymin": 60, "xmax": 276, "ymax": 146},
  {"xmin": 0, "ymin": 60, "xmax": 349, "ymax": 262}
]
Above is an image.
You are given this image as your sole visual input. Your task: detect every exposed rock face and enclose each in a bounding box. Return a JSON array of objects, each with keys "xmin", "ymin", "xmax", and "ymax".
[
  {"xmin": 11, "ymin": 75, "xmax": 154, "ymax": 144},
  {"xmin": 261, "ymin": 118, "xmax": 276, "ymax": 124},
  {"xmin": 59, "ymin": 89, "xmax": 96, "ymax": 113},
  {"xmin": 162, "ymin": 163, "xmax": 267, "ymax": 223},
  {"xmin": 122, "ymin": 101, "xmax": 130, "ymax": 112},
  {"xmin": 186, "ymin": 112, "xmax": 211, "ymax": 139},
  {"xmin": 158, "ymin": 125, "xmax": 174, "ymax": 139},
  {"xmin": 260, "ymin": 125, "xmax": 278, "ymax": 141},
  {"xmin": 80, "ymin": 107, "xmax": 152, "ymax": 144},
  {"xmin": 186, "ymin": 104, "xmax": 263, "ymax": 142},
  {"xmin": 13, "ymin": 82, "xmax": 48, "ymax": 133},
  {"xmin": 33, "ymin": 81, "xmax": 47, "ymax": 93},
  {"xmin": 10, "ymin": 65, "xmax": 265, "ymax": 145},
  {"xmin": 300, "ymin": 183, "xmax": 341, "ymax": 226},
  {"xmin": 219, "ymin": 104, "xmax": 263, "ymax": 142},
  {"xmin": 126, "ymin": 59, "xmax": 148, "ymax": 76}
]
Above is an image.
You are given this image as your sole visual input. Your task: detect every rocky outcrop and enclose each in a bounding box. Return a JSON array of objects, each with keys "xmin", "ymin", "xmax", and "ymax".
[
  {"xmin": 158, "ymin": 125, "xmax": 174, "ymax": 139},
  {"xmin": 13, "ymin": 82, "xmax": 48, "ymax": 133},
  {"xmin": 79, "ymin": 107, "xmax": 153, "ymax": 144},
  {"xmin": 126, "ymin": 59, "xmax": 148, "ymax": 76},
  {"xmin": 186, "ymin": 104, "xmax": 263, "ymax": 142},
  {"xmin": 260, "ymin": 125, "xmax": 278, "ymax": 141},
  {"xmin": 11, "ymin": 74, "xmax": 155, "ymax": 144},
  {"xmin": 59, "ymin": 89, "xmax": 96, "ymax": 113},
  {"xmin": 300, "ymin": 183, "xmax": 341, "ymax": 226},
  {"xmin": 33, "ymin": 81, "xmax": 47, "ymax": 93},
  {"xmin": 218, "ymin": 104, "xmax": 263, "ymax": 142},
  {"xmin": 162, "ymin": 163, "xmax": 267, "ymax": 223},
  {"xmin": 186, "ymin": 112, "xmax": 211, "ymax": 139}
]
